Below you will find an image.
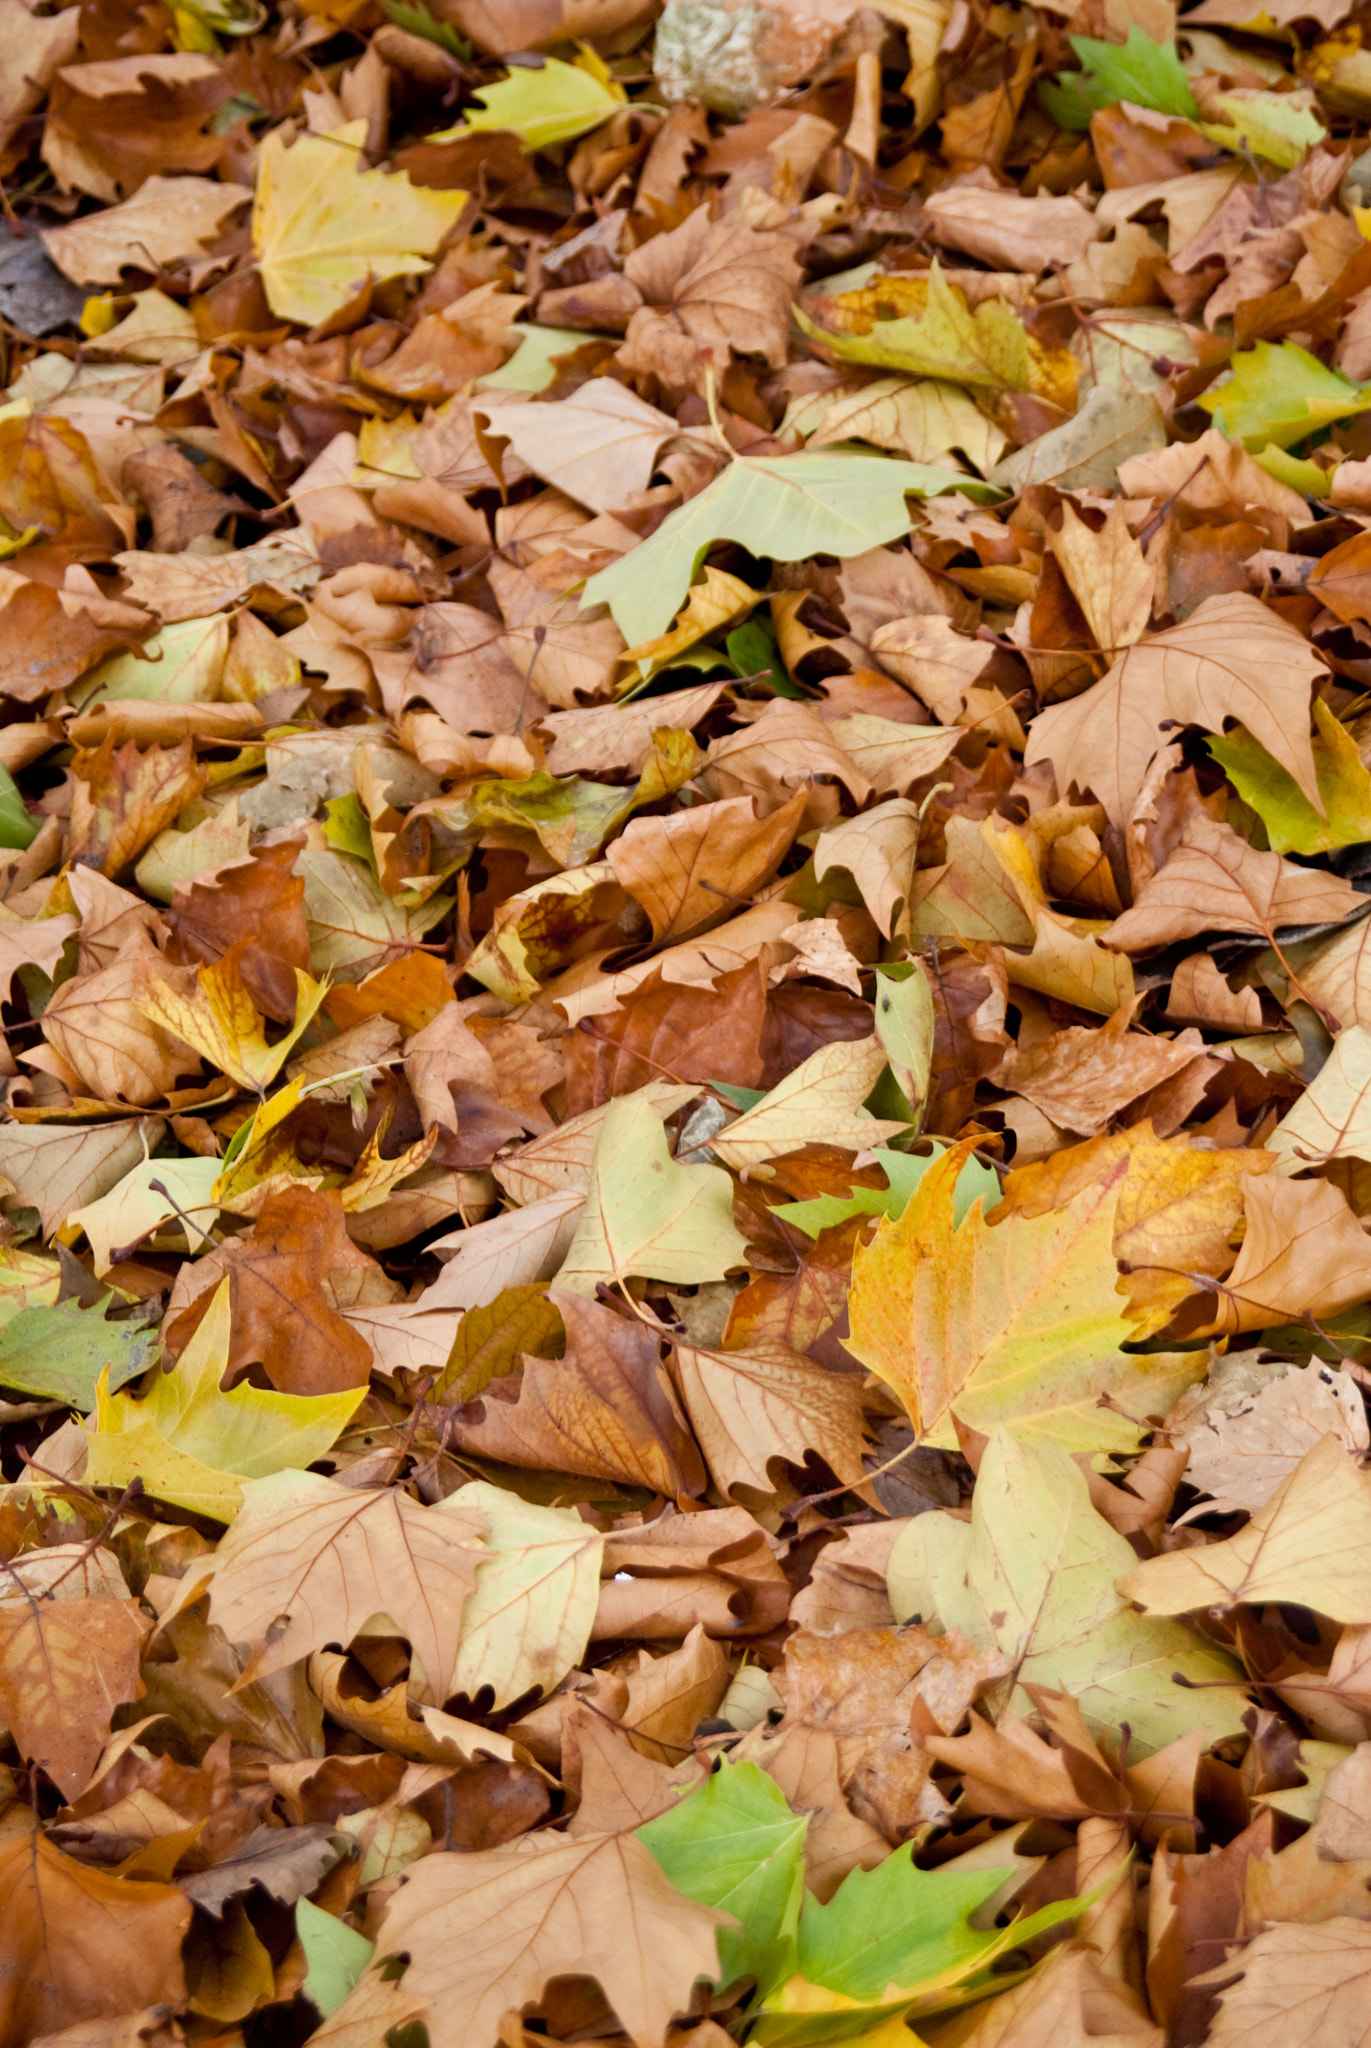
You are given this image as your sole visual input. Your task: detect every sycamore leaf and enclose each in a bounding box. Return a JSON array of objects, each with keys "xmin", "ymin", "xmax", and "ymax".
[
  {"xmin": 1197, "ymin": 1918, "xmax": 1371, "ymax": 2044},
  {"xmin": 1025, "ymin": 591, "xmax": 1328, "ymax": 828},
  {"xmin": 710, "ymin": 1036, "xmax": 908, "ymax": 1170},
  {"xmin": 1199, "ymin": 342, "xmax": 1371, "ymax": 452},
  {"xmin": 770, "ymin": 1143, "xmax": 1000, "ymax": 1239},
  {"xmin": 555, "ymin": 1090, "xmax": 748, "ymax": 1295},
  {"xmin": 1122, "ymin": 1432, "xmax": 1371, "ymax": 1623},
  {"xmin": 137, "ymin": 951, "xmax": 329, "ymax": 1094},
  {"xmin": 197, "ymin": 1469, "xmax": 487, "ymax": 1692},
  {"xmin": 84, "ymin": 1280, "xmax": 365, "ymax": 1521},
  {"xmin": 442, "ymin": 1480, "xmax": 604, "ymax": 1708},
  {"xmin": 638, "ymin": 1760, "xmax": 807, "ymax": 1995},
  {"xmin": 374, "ymin": 1830, "xmax": 727, "ymax": 2048},
  {"xmin": 1268, "ymin": 1023, "xmax": 1371, "ymax": 1169},
  {"xmin": 887, "ymin": 1431, "xmax": 1249, "ymax": 1752},
  {"xmin": 476, "ymin": 380, "xmax": 683, "ymax": 515},
  {"xmin": 0, "ymin": 1296, "xmax": 159, "ymax": 1410},
  {"xmin": 434, "ymin": 50, "xmax": 626, "ymax": 154},
  {"xmin": 1041, "ymin": 27, "xmax": 1198, "ymax": 128},
  {"xmin": 252, "ymin": 121, "xmax": 468, "ymax": 326},
  {"xmin": 753, "ymin": 1842, "xmax": 1099, "ymax": 2041},
  {"xmin": 1202, "ymin": 90, "xmax": 1326, "ymax": 167},
  {"xmin": 1210, "ymin": 700, "xmax": 1371, "ymax": 854},
  {"xmin": 797, "ymin": 264, "xmax": 1034, "ymax": 395},
  {"xmin": 0, "ymin": 1544, "xmax": 149, "ymax": 1796},
  {"xmin": 673, "ymin": 1339, "xmax": 874, "ymax": 1502},
  {"xmin": 846, "ymin": 1145, "xmax": 1201, "ymax": 1455},
  {"xmin": 582, "ymin": 450, "xmax": 976, "ymax": 646},
  {"xmin": 62, "ymin": 1151, "xmax": 221, "ymax": 1275}
]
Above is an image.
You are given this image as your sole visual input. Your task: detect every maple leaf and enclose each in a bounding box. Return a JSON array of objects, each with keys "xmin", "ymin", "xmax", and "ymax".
[
  {"xmin": 0, "ymin": 1832, "xmax": 190, "ymax": 2041},
  {"xmin": 847, "ymin": 1143, "xmax": 1202, "ymax": 1454},
  {"xmin": 194, "ymin": 1468, "xmax": 487, "ymax": 1692},
  {"xmin": 554, "ymin": 1090, "xmax": 748, "ymax": 1296},
  {"xmin": 444, "ymin": 1480, "xmax": 605, "ymax": 1707},
  {"xmin": 252, "ymin": 121, "xmax": 468, "ymax": 325},
  {"xmin": 582, "ymin": 452, "xmax": 971, "ymax": 646},
  {"xmin": 0, "ymin": 1544, "xmax": 149, "ymax": 1795},
  {"xmin": 136, "ymin": 944, "xmax": 328, "ymax": 1093},
  {"xmin": 84, "ymin": 1278, "xmax": 366, "ymax": 1520},
  {"xmin": 888, "ymin": 1430, "xmax": 1249, "ymax": 1751},
  {"xmin": 1123, "ymin": 1431, "xmax": 1371, "ymax": 1624},
  {"xmin": 438, "ymin": 50, "xmax": 626, "ymax": 152},
  {"xmin": 1025, "ymin": 593, "xmax": 1328, "ymax": 828},
  {"xmin": 373, "ymin": 1830, "xmax": 728, "ymax": 2048}
]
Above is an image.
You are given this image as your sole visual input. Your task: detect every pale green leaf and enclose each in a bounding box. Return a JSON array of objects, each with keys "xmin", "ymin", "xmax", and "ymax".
[
  {"xmin": 440, "ymin": 1480, "xmax": 604, "ymax": 1708},
  {"xmin": 582, "ymin": 450, "xmax": 979, "ymax": 646},
  {"xmin": 555, "ymin": 1091, "xmax": 748, "ymax": 1294},
  {"xmin": 887, "ymin": 1431, "xmax": 1250, "ymax": 1754}
]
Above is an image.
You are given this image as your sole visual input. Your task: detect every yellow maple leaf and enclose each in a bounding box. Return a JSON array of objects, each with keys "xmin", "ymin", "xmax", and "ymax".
[
  {"xmin": 252, "ymin": 120, "xmax": 467, "ymax": 327},
  {"xmin": 85, "ymin": 1280, "xmax": 365, "ymax": 1521},
  {"xmin": 846, "ymin": 1142, "xmax": 1203, "ymax": 1454},
  {"xmin": 137, "ymin": 950, "xmax": 329, "ymax": 1094}
]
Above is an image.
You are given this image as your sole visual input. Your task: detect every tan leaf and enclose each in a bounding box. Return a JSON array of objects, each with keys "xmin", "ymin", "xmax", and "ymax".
[
  {"xmin": 0, "ymin": 1547, "xmax": 149, "ymax": 1797},
  {"xmin": 1123, "ymin": 1432, "xmax": 1371, "ymax": 1624},
  {"xmin": 198, "ymin": 1470, "xmax": 487, "ymax": 1695},
  {"xmin": 374, "ymin": 1831, "xmax": 726, "ymax": 2048},
  {"xmin": 1181, "ymin": 1365, "xmax": 1371, "ymax": 1519},
  {"xmin": 41, "ymin": 176, "xmax": 252, "ymax": 284},
  {"xmin": 1026, "ymin": 593, "xmax": 1327, "ymax": 827},
  {"xmin": 673, "ymin": 1338, "xmax": 873, "ymax": 1502},
  {"xmin": 606, "ymin": 792, "xmax": 806, "ymax": 944},
  {"xmin": 1106, "ymin": 814, "xmax": 1365, "ymax": 951}
]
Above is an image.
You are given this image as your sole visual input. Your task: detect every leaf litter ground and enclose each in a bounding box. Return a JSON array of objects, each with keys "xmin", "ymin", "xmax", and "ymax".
[{"xmin": 13, "ymin": 0, "xmax": 1371, "ymax": 2042}]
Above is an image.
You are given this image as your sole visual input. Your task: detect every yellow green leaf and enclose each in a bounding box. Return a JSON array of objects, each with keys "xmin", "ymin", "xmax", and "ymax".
[
  {"xmin": 1210, "ymin": 698, "xmax": 1371, "ymax": 855},
  {"xmin": 432, "ymin": 49, "xmax": 627, "ymax": 155},
  {"xmin": 252, "ymin": 120, "xmax": 468, "ymax": 326},
  {"xmin": 139, "ymin": 954, "xmax": 329, "ymax": 1095},
  {"xmin": 846, "ymin": 1143, "xmax": 1202, "ymax": 1454},
  {"xmin": 84, "ymin": 1281, "xmax": 365, "ymax": 1521}
]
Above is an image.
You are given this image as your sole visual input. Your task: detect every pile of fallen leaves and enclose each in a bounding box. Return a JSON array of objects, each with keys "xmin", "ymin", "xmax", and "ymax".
[{"xmin": 17, "ymin": 0, "xmax": 1371, "ymax": 2040}]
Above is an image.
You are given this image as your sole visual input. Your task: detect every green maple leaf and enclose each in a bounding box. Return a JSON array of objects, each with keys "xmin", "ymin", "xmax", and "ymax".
[
  {"xmin": 753, "ymin": 1842, "xmax": 1103, "ymax": 2043},
  {"xmin": 1041, "ymin": 26, "xmax": 1198, "ymax": 130},
  {"xmin": 1200, "ymin": 341, "xmax": 1371, "ymax": 452},
  {"xmin": 582, "ymin": 450, "xmax": 984, "ymax": 645},
  {"xmin": 637, "ymin": 1761, "xmax": 807, "ymax": 1995}
]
